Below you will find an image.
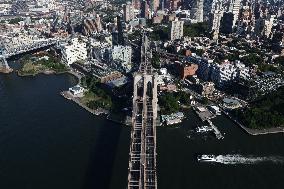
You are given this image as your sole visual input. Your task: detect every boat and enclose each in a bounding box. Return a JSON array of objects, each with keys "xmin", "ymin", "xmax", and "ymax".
[
  {"xmin": 196, "ymin": 126, "xmax": 213, "ymax": 133},
  {"xmin": 197, "ymin": 155, "xmax": 217, "ymax": 162}
]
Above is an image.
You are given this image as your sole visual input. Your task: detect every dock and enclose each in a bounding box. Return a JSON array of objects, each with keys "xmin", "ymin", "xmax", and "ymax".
[
  {"xmin": 207, "ymin": 120, "xmax": 224, "ymax": 140},
  {"xmin": 193, "ymin": 105, "xmax": 224, "ymax": 139},
  {"xmin": 193, "ymin": 106, "xmax": 216, "ymax": 122}
]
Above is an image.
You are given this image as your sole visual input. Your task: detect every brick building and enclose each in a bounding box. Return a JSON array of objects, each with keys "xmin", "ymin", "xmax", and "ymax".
[{"xmin": 181, "ymin": 63, "xmax": 198, "ymax": 79}]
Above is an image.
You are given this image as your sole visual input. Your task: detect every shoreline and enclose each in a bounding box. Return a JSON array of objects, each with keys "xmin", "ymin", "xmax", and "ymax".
[
  {"xmin": 60, "ymin": 91, "xmax": 109, "ymax": 116},
  {"xmin": 17, "ymin": 69, "xmax": 69, "ymax": 77},
  {"xmin": 14, "ymin": 67, "xmax": 129, "ymax": 126},
  {"xmin": 0, "ymin": 67, "xmax": 13, "ymax": 73},
  {"xmin": 66, "ymin": 69, "xmax": 82, "ymax": 85},
  {"xmin": 222, "ymin": 109, "xmax": 284, "ymax": 135},
  {"xmin": 61, "ymin": 91, "xmax": 130, "ymax": 126}
]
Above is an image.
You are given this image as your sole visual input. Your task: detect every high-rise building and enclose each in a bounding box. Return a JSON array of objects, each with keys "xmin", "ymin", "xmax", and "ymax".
[
  {"xmin": 152, "ymin": 0, "xmax": 160, "ymax": 12},
  {"xmin": 231, "ymin": 0, "xmax": 241, "ymax": 28},
  {"xmin": 173, "ymin": 0, "xmax": 181, "ymax": 11},
  {"xmin": 220, "ymin": 12, "xmax": 234, "ymax": 34},
  {"xmin": 123, "ymin": 2, "xmax": 134, "ymax": 22},
  {"xmin": 196, "ymin": 0, "xmax": 204, "ymax": 22},
  {"xmin": 209, "ymin": 3, "xmax": 223, "ymax": 40},
  {"xmin": 112, "ymin": 45, "xmax": 132, "ymax": 72},
  {"xmin": 132, "ymin": 0, "xmax": 141, "ymax": 9},
  {"xmin": 61, "ymin": 38, "xmax": 88, "ymax": 65},
  {"xmin": 166, "ymin": 0, "xmax": 180, "ymax": 11},
  {"xmin": 211, "ymin": 61, "xmax": 250, "ymax": 88},
  {"xmin": 170, "ymin": 19, "xmax": 184, "ymax": 40},
  {"xmin": 141, "ymin": 0, "xmax": 150, "ymax": 19},
  {"xmin": 264, "ymin": 14, "xmax": 276, "ymax": 38},
  {"xmin": 112, "ymin": 16, "xmax": 125, "ymax": 46}
]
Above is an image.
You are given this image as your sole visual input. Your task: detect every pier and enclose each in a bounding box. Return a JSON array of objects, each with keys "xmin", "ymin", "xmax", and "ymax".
[
  {"xmin": 207, "ymin": 120, "xmax": 224, "ymax": 140},
  {"xmin": 193, "ymin": 105, "xmax": 223, "ymax": 139},
  {"xmin": 193, "ymin": 105, "xmax": 216, "ymax": 122}
]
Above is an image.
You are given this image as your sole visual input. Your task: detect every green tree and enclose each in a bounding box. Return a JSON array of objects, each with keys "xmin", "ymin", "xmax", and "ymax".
[
  {"xmin": 184, "ymin": 22, "xmax": 209, "ymax": 37},
  {"xmin": 159, "ymin": 93, "xmax": 179, "ymax": 114},
  {"xmin": 242, "ymin": 53, "xmax": 262, "ymax": 67},
  {"xmin": 151, "ymin": 53, "xmax": 160, "ymax": 68},
  {"xmin": 177, "ymin": 91, "xmax": 191, "ymax": 105},
  {"xmin": 274, "ymin": 56, "xmax": 284, "ymax": 66}
]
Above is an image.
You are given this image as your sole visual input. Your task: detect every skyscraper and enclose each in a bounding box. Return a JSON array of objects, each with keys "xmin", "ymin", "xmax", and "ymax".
[
  {"xmin": 220, "ymin": 12, "xmax": 234, "ymax": 34},
  {"xmin": 113, "ymin": 16, "xmax": 125, "ymax": 46},
  {"xmin": 141, "ymin": 0, "xmax": 150, "ymax": 19},
  {"xmin": 132, "ymin": 0, "xmax": 141, "ymax": 9},
  {"xmin": 166, "ymin": 0, "xmax": 181, "ymax": 11},
  {"xmin": 196, "ymin": 0, "xmax": 204, "ymax": 22},
  {"xmin": 152, "ymin": 0, "xmax": 160, "ymax": 12},
  {"xmin": 123, "ymin": 2, "xmax": 134, "ymax": 22},
  {"xmin": 209, "ymin": 2, "xmax": 223, "ymax": 40},
  {"xmin": 231, "ymin": 0, "xmax": 241, "ymax": 28}
]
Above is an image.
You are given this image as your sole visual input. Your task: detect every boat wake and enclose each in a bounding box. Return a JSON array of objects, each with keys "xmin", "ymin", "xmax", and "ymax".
[{"xmin": 200, "ymin": 154, "xmax": 284, "ymax": 165}]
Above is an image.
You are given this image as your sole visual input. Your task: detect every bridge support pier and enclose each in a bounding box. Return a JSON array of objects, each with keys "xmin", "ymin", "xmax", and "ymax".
[{"xmin": 0, "ymin": 56, "xmax": 12, "ymax": 73}]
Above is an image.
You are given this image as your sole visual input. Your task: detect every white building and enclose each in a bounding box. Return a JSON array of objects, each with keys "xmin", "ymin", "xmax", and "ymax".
[
  {"xmin": 61, "ymin": 38, "xmax": 88, "ymax": 66},
  {"xmin": 235, "ymin": 62, "xmax": 250, "ymax": 80},
  {"xmin": 211, "ymin": 61, "xmax": 250, "ymax": 88},
  {"xmin": 211, "ymin": 62, "xmax": 236, "ymax": 87},
  {"xmin": 209, "ymin": 9, "xmax": 223, "ymax": 40},
  {"xmin": 264, "ymin": 15, "xmax": 276, "ymax": 38},
  {"xmin": 208, "ymin": 105, "xmax": 221, "ymax": 115},
  {"xmin": 230, "ymin": 0, "xmax": 241, "ymax": 28},
  {"xmin": 123, "ymin": 2, "xmax": 134, "ymax": 22},
  {"xmin": 112, "ymin": 45, "xmax": 132, "ymax": 72},
  {"xmin": 160, "ymin": 68, "xmax": 167, "ymax": 75},
  {"xmin": 170, "ymin": 19, "xmax": 184, "ymax": 41},
  {"xmin": 69, "ymin": 85, "xmax": 85, "ymax": 96},
  {"xmin": 196, "ymin": 0, "xmax": 204, "ymax": 23}
]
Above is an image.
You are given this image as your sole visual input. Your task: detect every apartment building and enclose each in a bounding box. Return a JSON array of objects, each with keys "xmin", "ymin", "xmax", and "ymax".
[{"xmin": 61, "ymin": 38, "xmax": 87, "ymax": 65}]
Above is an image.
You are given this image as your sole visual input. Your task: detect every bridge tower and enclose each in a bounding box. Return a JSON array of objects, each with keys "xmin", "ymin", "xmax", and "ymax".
[{"xmin": 127, "ymin": 33, "xmax": 158, "ymax": 189}]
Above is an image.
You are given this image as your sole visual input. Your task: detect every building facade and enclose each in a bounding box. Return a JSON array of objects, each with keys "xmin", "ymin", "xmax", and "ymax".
[
  {"xmin": 112, "ymin": 45, "xmax": 132, "ymax": 72},
  {"xmin": 61, "ymin": 38, "xmax": 88, "ymax": 65},
  {"xmin": 170, "ymin": 19, "xmax": 184, "ymax": 41}
]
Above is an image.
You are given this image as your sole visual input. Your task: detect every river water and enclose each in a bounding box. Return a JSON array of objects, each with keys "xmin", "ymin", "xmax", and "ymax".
[{"xmin": 1, "ymin": 63, "xmax": 284, "ymax": 189}]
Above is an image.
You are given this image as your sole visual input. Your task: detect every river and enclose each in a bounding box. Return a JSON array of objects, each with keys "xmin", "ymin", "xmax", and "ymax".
[{"xmin": 1, "ymin": 62, "xmax": 284, "ymax": 189}]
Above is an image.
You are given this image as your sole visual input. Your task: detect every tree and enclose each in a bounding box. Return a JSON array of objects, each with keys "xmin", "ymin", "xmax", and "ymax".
[
  {"xmin": 159, "ymin": 93, "xmax": 179, "ymax": 114},
  {"xmin": 177, "ymin": 91, "xmax": 191, "ymax": 105},
  {"xmin": 196, "ymin": 49, "xmax": 204, "ymax": 57},
  {"xmin": 225, "ymin": 52, "xmax": 240, "ymax": 61},
  {"xmin": 151, "ymin": 53, "xmax": 160, "ymax": 69},
  {"xmin": 274, "ymin": 56, "xmax": 284, "ymax": 66},
  {"xmin": 237, "ymin": 86, "xmax": 284, "ymax": 129},
  {"xmin": 8, "ymin": 17, "xmax": 23, "ymax": 24},
  {"xmin": 150, "ymin": 26, "xmax": 169, "ymax": 41},
  {"xmin": 184, "ymin": 22, "xmax": 209, "ymax": 37},
  {"xmin": 200, "ymin": 97, "xmax": 209, "ymax": 105},
  {"xmin": 242, "ymin": 53, "xmax": 262, "ymax": 67}
]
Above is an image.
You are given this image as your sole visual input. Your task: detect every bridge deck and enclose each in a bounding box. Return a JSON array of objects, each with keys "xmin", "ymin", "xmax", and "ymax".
[{"xmin": 127, "ymin": 34, "xmax": 158, "ymax": 189}]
